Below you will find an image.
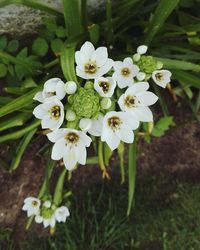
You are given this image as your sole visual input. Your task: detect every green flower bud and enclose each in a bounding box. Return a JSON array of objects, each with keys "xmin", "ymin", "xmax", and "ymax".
[
  {"xmin": 100, "ymin": 97, "xmax": 112, "ymax": 109},
  {"xmin": 137, "ymin": 56, "xmax": 157, "ymax": 74},
  {"xmin": 41, "ymin": 206, "xmax": 54, "ymax": 219},
  {"xmin": 156, "ymin": 61, "xmax": 163, "ymax": 70},
  {"xmin": 66, "ymin": 110, "xmax": 76, "ymax": 121},
  {"xmin": 72, "ymin": 88, "xmax": 100, "ymax": 118},
  {"xmin": 133, "ymin": 53, "xmax": 141, "ymax": 62},
  {"xmin": 84, "ymin": 81, "xmax": 94, "ymax": 89}
]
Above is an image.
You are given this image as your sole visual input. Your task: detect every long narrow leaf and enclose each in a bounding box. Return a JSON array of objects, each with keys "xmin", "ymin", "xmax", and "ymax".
[
  {"xmin": 10, "ymin": 128, "xmax": 37, "ymax": 171},
  {"xmin": 145, "ymin": 0, "xmax": 180, "ymax": 44},
  {"xmin": 0, "ymin": 85, "xmax": 42, "ymax": 117},
  {"xmin": 127, "ymin": 139, "xmax": 137, "ymax": 216},
  {"xmin": 0, "ymin": 119, "xmax": 40, "ymax": 143},
  {"xmin": 172, "ymin": 70, "xmax": 200, "ymax": 89}
]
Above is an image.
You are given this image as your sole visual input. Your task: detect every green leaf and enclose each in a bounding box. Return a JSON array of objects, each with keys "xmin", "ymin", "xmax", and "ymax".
[
  {"xmin": 56, "ymin": 26, "xmax": 67, "ymax": 38},
  {"xmin": 62, "ymin": 0, "xmax": 83, "ymax": 37},
  {"xmin": 88, "ymin": 24, "xmax": 100, "ymax": 45},
  {"xmin": 156, "ymin": 57, "xmax": 200, "ymax": 72},
  {"xmin": 43, "ymin": 18, "xmax": 57, "ymax": 32},
  {"xmin": 0, "ymin": 85, "xmax": 42, "ymax": 117},
  {"xmin": 0, "ymin": 113, "xmax": 30, "ymax": 132},
  {"xmin": 32, "ymin": 38, "xmax": 48, "ymax": 57},
  {"xmin": 145, "ymin": 0, "xmax": 180, "ymax": 44},
  {"xmin": 10, "ymin": 128, "xmax": 37, "ymax": 171},
  {"xmin": 0, "ymin": 64, "xmax": 7, "ymax": 77},
  {"xmin": 53, "ymin": 168, "xmax": 67, "ymax": 206},
  {"xmin": 60, "ymin": 41, "xmax": 78, "ymax": 82},
  {"xmin": 172, "ymin": 70, "xmax": 200, "ymax": 88},
  {"xmin": 0, "ymin": 119, "xmax": 40, "ymax": 143},
  {"xmin": 152, "ymin": 116, "xmax": 174, "ymax": 137},
  {"xmin": 7, "ymin": 40, "xmax": 19, "ymax": 53},
  {"xmin": 127, "ymin": 139, "xmax": 137, "ymax": 216},
  {"xmin": 0, "ymin": 35, "xmax": 7, "ymax": 50},
  {"xmin": 51, "ymin": 39, "xmax": 64, "ymax": 54}
]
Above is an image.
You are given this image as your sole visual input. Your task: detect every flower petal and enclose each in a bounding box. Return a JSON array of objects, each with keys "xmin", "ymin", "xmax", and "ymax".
[
  {"xmin": 33, "ymin": 104, "xmax": 46, "ymax": 119},
  {"xmin": 136, "ymin": 91, "xmax": 158, "ymax": 106},
  {"xmin": 126, "ymin": 82, "xmax": 149, "ymax": 95},
  {"xmin": 134, "ymin": 106, "xmax": 153, "ymax": 122},
  {"xmin": 51, "ymin": 139, "xmax": 65, "ymax": 160},
  {"xmin": 33, "ymin": 91, "xmax": 44, "ymax": 102},
  {"xmin": 47, "ymin": 129, "xmax": 66, "ymax": 142},
  {"xmin": 91, "ymin": 47, "xmax": 108, "ymax": 67}
]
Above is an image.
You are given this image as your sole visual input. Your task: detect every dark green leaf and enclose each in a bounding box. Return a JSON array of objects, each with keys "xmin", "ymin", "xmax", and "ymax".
[
  {"xmin": 56, "ymin": 26, "xmax": 67, "ymax": 38},
  {"xmin": 32, "ymin": 38, "xmax": 48, "ymax": 57},
  {"xmin": 0, "ymin": 35, "xmax": 7, "ymax": 50},
  {"xmin": 7, "ymin": 40, "xmax": 19, "ymax": 53},
  {"xmin": 51, "ymin": 39, "xmax": 64, "ymax": 53},
  {"xmin": 0, "ymin": 64, "xmax": 7, "ymax": 77}
]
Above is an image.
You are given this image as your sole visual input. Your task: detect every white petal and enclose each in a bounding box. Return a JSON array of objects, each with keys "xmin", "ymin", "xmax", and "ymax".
[
  {"xmin": 51, "ymin": 139, "xmax": 65, "ymax": 160},
  {"xmin": 50, "ymin": 217, "xmax": 56, "ymax": 228},
  {"xmin": 136, "ymin": 91, "xmax": 158, "ymax": 106},
  {"xmin": 79, "ymin": 132, "xmax": 92, "ymax": 147},
  {"xmin": 123, "ymin": 57, "xmax": 133, "ymax": 66},
  {"xmin": 43, "ymin": 219, "xmax": 50, "ymax": 228},
  {"xmin": 88, "ymin": 115, "xmax": 103, "ymax": 137},
  {"xmin": 22, "ymin": 204, "xmax": 28, "ymax": 211},
  {"xmin": 56, "ymin": 81, "xmax": 66, "ymax": 100},
  {"xmin": 80, "ymin": 41, "xmax": 95, "ymax": 62},
  {"xmin": 137, "ymin": 45, "xmax": 148, "ymax": 55},
  {"xmin": 33, "ymin": 104, "xmax": 46, "ymax": 119},
  {"xmin": 77, "ymin": 145, "xmax": 86, "ymax": 165},
  {"xmin": 126, "ymin": 82, "xmax": 149, "ymax": 95},
  {"xmin": 117, "ymin": 125, "xmax": 134, "ymax": 143},
  {"xmin": 96, "ymin": 58, "xmax": 113, "ymax": 77},
  {"xmin": 121, "ymin": 113, "xmax": 140, "ymax": 130},
  {"xmin": 118, "ymin": 94, "xmax": 125, "ymax": 111},
  {"xmin": 134, "ymin": 106, "xmax": 153, "ymax": 122},
  {"xmin": 102, "ymin": 130, "xmax": 120, "ymax": 151},
  {"xmin": 47, "ymin": 129, "xmax": 66, "ymax": 142},
  {"xmin": 63, "ymin": 146, "xmax": 78, "ymax": 170},
  {"xmin": 44, "ymin": 78, "xmax": 58, "ymax": 92},
  {"xmin": 113, "ymin": 61, "xmax": 123, "ymax": 71},
  {"xmin": 35, "ymin": 215, "xmax": 43, "ymax": 224},
  {"xmin": 76, "ymin": 67, "xmax": 89, "ymax": 79},
  {"xmin": 91, "ymin": 47, "xmax": 108, "ymax": 67},
  {"xmin": 33, "ymin": 92, "xmax": 44, "ymax": 102}
]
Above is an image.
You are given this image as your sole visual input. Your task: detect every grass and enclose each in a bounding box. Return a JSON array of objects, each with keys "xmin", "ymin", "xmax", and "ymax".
[{"xmin": 1, "ymin": 170, "xmax": 200, "ymax": 250}]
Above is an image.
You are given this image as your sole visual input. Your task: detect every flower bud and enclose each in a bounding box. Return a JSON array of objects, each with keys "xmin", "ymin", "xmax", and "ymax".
[
  {"xmin": 79, "ymin": 118, "xmax": 92, "ymax": 131},
  {"xmin": 66, "ymin": 110, "xmax": 76, "ymax": 121},
  {"xmin": 65, "ymin": 81, "xmax": 77, "ymax": 94},
  {"xmin": 156, "ymin": 61, "xmax": 163, "ymax": 70},
  {"xmin": 84, "ymin": 81, "xmax": 94, "ymax": 89},
  {"xmin": 100, "ymin": 97, "xmax": 112, "ymax": 109},
  {"xmin": 137, "ymin": 45, "xmax": 148, "ymax": 55},
  {"xmin": 136, "ymin": 72, "xmax": 146, "ymax": 81},
  {"xmin": 44, "ymin": 200, "xmax": 51, "ymax": 208},
  {"xmin": 133, "ymin": 53, "xmax": 141, "ymax": 62}
]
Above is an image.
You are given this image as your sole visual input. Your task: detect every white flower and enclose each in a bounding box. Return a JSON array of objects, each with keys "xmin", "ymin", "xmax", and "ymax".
[
  {"xmin": 44, "ymin": 200, "xmax": 51, "ymax": 208},
  {"xmin": 112, "ymin": 57, "xmax": 139, "ymax": 88},
  {"xmin": 22, "ymin": 197, "xmax": 41, "ymax": 217},
  {"xmin": 118, "ymin": 82, "xmax": 158, "ymax": 122},
  {"xmin": 88, "ymin": 114, "xmax": 104, "ymax": 137},
  {"xmin": 36, "ymin": 213, "xmax": 56, "ymax": 228},
  {"xmin": 34, "ymin": 78, "xmax": 66, "ymax": 102},
  {"xmin": 66, "ymin": 110, "xmax": 76, "ymax": 121},
  {"xmin": 137, "ymin": 45, "xmax": 148, "ymax": 55},
  {"xmin": 55, "ymin": 206, "xmax": 70, "ymax": 223},
  {"xmin": 94, "ymin": 77, "xmax": 116, "ymax": 97},
  {"xmin": 33, "ymin": 97, "xmax": 64, "ymax": 130},
  {"xmin": 101, "ymin": 111, "xmax": 139, "ymax": 150},
  {"xmin": 47, "ymin": 128, "xmax": 92, "ymax": 170},
  {"xmin": 64, "ymin": 81, "xmax": 77, "ymax": 94},
  {"xmin": 75, "ymin": 41, "xmax": 113, "ymax": 79},
  {"xmin": 152, "ymin": 70, "xmax": 172, "ymax": 88}
]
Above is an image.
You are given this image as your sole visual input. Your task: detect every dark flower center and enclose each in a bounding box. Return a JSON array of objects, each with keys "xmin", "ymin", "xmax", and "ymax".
[
  {"xmin": 84, "ymin": 62, "xmax": 97, "ymax": 74},
  {"xmin": 49, "ymin": 105, "xmax": 61, "ymax": 119},
  {"xmin": 107, "ymin": 116, "xmax": 122, "ymax": 131},
  {"xmin": 121, "ymin": 67, "xmax": 130, "ymax": 77},
  {"xmin": 155, "ymin": 73, "xmax": 163, "ymax": 81},
  {"xmin": 99, "ymin": 81, "xmax": 110, "ymax": 93},
  {"xmin": 65, "ymin": 132, "xmax": 79, "ymax": 144},
  {"xmin": 124, "ymin": 95, "xmax": 136, "ymax": 107}
]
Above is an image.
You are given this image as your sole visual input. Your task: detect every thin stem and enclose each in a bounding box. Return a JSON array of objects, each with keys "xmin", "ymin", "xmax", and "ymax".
[{"xmin": 98, "ymin": 141, "xmax": 110, "ymax": 179}]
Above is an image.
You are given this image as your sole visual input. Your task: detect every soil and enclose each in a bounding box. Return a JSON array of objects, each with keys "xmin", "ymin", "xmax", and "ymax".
[{"xmin": 0, "ymin": 93, "xmax": 200, "ymax": 247}]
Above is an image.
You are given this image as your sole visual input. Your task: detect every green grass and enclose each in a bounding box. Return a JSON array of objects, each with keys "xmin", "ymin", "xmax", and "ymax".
[{"xmin": 2, "ymin": 171, "xmax": 200, "ymax": 250}]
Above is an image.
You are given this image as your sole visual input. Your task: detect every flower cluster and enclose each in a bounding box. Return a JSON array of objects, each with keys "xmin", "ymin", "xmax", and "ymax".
[
  {"xmin": 33, "ymin": 41, "xmax": 171, "ymax": 170},
  {"xmin": 22, "ymin": 197, "xmax": 70, "ymax": 228}
]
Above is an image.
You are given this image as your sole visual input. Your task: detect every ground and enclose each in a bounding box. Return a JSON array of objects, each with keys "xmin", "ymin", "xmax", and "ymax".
[{"xmin": 0, "ymin": 94, "xmax": 200, "ymax": 249}]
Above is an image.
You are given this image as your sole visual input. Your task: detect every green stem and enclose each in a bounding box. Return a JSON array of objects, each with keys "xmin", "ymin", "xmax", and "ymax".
[
  {"xmin": 53, "ymin": 168, "xmax": 67, "ymax": 206},
  {"xmin": 127, "ymin": 138, "xmax": 137, "ymax": 216},
  {"xmin": 44, "ymin": 58, "xmax": 59, "ymax": 69},
  {"xmin": 117, "ymin": 143, "xmax": 125, "ymax": 184},
  {"xmin": 98, "ymin": 141, "xmax": 110, "ymax": 179}
]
